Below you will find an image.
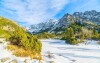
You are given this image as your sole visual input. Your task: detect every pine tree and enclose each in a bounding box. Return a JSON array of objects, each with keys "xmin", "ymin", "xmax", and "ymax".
[
  {"xmin": 80, "ymin": 32, "xmax": 84, "ymax": 42},
  {"xmin": 9, "ymin": 27, "xmax": 42, "ymax": 53},
  {"xmin": 92, "ymin": 29, "xmax": 99, "ymax": 39},
  {"xmin": 70, "ymin": 27, "xmax": 74, "ymax": 37},
  {"xmin": 66, "ymin": 27, "xmax": 78, "ymax": 44}
]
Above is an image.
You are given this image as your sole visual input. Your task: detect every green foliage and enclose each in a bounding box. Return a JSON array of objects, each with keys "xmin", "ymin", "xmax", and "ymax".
[
  {"xmin": 0, "ymin": 28, "xmax": 11, "ymax": 39},
  {"xmin": 9, "ymin": 28, "xmax": 42, "ymax": 53},
  {"xmin": 98, "ymin": 41, "xmax": 100, "ymax": 45},
  {"xmin": 37, "ymin": 32, "xmax": 55, "ymax": 39},
  {"xmin": 70, "ymin": 27, "xmax": 74, "ymax": 37},
  {"xmin": 0, "ymin": 16, "xmax": 42, "ymax": 53},
  {"xmin": 62, "ymin": 22, "xmax": 100, "ymax": 45},
  {"xmin": 0, "ymin": 16, "xmax": 22, "ymax": 39},
  {"xmin": 65, "ymin": 27, "xmax": 78, "ymax": 45},
  {"xmin": 80, "ymin": 32, "xmax": 85, "ymax": 42},
  {"xmin": 92, "ymin": 29, "xmax": 99, "ymax": 40},
  {"xmin": 0, "ymin": 16, "xmax": 18, "ymax": 27},
  {"xmin": 69, "ymin": 24, "xmax": 82, "ymax": 33},
  {"xmin": 60, "ymin": 32, "xmax": 67, "ymax": 40}
]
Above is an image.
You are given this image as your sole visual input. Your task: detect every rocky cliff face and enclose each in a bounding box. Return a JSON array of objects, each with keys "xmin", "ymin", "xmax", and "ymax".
[
  {"xmin": 73, "ymin": 10, "xmax": 100, "ymax": 25},
  {"xmin": 29, "ymin": 19, "xmax": 57, "ymax": 33},
  {"xmin": 29, "ymin": 10, "xmax": 100, "ymax": 33}
]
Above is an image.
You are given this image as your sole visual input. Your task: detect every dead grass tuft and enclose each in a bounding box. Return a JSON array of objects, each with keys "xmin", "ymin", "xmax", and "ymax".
[{"xmin": 6, "ymin": 45, "xmax": 42, "ymax": 60}]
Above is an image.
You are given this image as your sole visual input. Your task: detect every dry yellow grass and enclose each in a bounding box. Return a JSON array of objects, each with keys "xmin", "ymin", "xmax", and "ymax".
[{"xmin": 6, "ymin": 45, "xmax": 42, "ymax": 60}]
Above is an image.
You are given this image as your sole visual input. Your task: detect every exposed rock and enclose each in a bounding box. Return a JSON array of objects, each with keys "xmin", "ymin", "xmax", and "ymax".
[{"xmin": 29, "ymin": 10, "xmax": 100, "ymax": 33}]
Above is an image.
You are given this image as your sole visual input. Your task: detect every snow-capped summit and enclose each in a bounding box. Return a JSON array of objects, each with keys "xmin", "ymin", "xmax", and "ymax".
[
  {"xmin": 28, "ymin": 10, "xmax": 100, "ymax": 33},
  {"xmin": 29, "ymin": 19, "xmax": 57, "ymax": 33}
]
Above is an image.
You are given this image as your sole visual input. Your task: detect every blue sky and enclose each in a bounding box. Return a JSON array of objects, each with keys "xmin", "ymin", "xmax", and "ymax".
[{"xmin": 0, "ymin": 0, "xmax": 100, "ymax": 26}]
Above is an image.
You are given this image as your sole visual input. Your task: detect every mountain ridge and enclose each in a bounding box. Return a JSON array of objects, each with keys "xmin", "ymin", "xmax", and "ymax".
[{"xmin": 29, "ymin": 10, "xmax": 100, "ymax": 33}]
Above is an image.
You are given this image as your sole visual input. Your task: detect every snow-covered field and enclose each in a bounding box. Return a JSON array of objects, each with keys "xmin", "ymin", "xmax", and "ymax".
[
  {"xmin": 0, "ymin": 38, "xmax": 100, "ymax": 63},
  {"xmin": 0, "ymin": 38, "xmax": 39, "ymax": 63},
  {"xmin": 41, "ymin": 39, "xmax": 100, "ymax": 63}
]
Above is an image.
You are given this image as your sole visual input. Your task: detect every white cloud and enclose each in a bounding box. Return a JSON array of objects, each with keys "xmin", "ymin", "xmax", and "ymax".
[{"xmin": 1, "ymin": 0, "xmax": 69, "ymax": 25}]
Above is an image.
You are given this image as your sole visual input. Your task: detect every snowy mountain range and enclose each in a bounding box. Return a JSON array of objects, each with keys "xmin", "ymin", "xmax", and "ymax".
[
  {"xmin": 28, "ymin": 10, "xmax": 100, "ymax": 33},
  {"xmin": 28, "ymin": 19, "xmax": 57, "ymax": 33}
]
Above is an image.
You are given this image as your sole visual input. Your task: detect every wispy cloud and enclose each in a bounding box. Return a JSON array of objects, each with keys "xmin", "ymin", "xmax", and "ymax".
[
  {"xmin": 0, "ymin": 0, "xmax": 100, "ymax": 26},
  {"xmin": 0, "ymin": 0, "xmax": 69, "ymax": 25},
  {"xmin": 54, "ymin": 0, "xmax": 100, "ymax": 19}
]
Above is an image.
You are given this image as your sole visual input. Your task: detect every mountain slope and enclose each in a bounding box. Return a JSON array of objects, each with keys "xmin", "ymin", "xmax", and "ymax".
[
  {"xmin": 29, "ymin": 19, "xmax": 57, "ymax": 33},
  {"xmin": 73, "ymin": 10, "xmax": 100, "ymax": 25},
  {"xmin": 29, "ymin": 10, "xmax": 100, "ymax": 33},
  {"xmin": 0, "ymin": 16, "xmax": 22, "ymax": 38}
]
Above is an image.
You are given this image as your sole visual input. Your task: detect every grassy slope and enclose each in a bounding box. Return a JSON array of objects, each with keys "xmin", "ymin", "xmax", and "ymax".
[{"xmin": 0, "ymin": 16, "xmax": 22, "ymax": 38}]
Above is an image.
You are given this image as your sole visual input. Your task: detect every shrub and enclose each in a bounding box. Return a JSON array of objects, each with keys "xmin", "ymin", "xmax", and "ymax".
[
  {"xmin": 9, "ymin": 28, "xmax": 42, "ymax": 54},
  {"xmin": 80, "ymin": 33, "xmax": 85, "ymax": 42},
  {"xmin": 66, "ymin": 37, "xmax": 78, "ymax": 45},
  {"xmin": 98, "ymin": 41, "xmax": 100, "ymax": 45},
  {"xmin": 92, "ymin": 30, "xmax": 99, "ymax": 40},
  {"xmin": 37, "ymin": 32, "xmax": 55, "ymax": 39},
  {"xmin": 7, "ymin": 45, "xmax": 42, "ymax": 59},
  {"xmin": 65, "ymin": 27, "xmax": 78, "ymax": 45}
]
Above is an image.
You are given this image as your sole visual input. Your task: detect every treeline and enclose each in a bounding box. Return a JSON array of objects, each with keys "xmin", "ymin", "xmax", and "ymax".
[
  {"xmin": 37, "ymin": 32, "xmax": 55, "ymax": 39},
  {"xmin": 61, "ymin": 23, "xmax": 100, "ymax": 45}
]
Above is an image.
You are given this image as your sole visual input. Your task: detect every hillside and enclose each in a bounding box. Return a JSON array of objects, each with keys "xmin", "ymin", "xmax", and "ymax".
[
  {"xmin": 0, "ymin": 16, "xmax": 42, "ymax": 61},
  {"xmin": 0, "ymin": 16, "xmax": 22, "ymax": 38},
  {"xmin": 73, "ymin": 10, "xmax": 100, "ymax": 25}
]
